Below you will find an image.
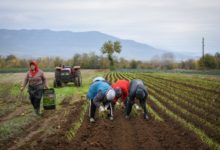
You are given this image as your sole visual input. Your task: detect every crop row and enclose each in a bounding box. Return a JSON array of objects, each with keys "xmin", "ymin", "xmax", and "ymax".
[{"xmin": 105, "ymin": 72, "xmax": 220, "ymax": 149}]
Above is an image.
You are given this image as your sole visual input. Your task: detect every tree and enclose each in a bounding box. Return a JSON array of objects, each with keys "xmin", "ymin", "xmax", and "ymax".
[
  {"xmin": 198, "ymin": 54, "xmax": 217, "ymax": 69},
  {"xmin": 119, "ymin": 58, "xmax": 130, "ymax": 68},
  {"xmin": 0, "ymin": 55, "xmax": 5, "ymax": 68},
  {"xmin": 54, "ymin": 57, "xmax": 64, "ymax": 67},
  {"xmin": 99, "ymin": 56, "xmax": 109, "ymax": 69},
  {"xmin": 180, "ymin": 59, "xmax": 197, "ymax": 69},
  {"xmin": 130, "ymin": 60, "xmax": 141, "ymax": 69},
  {"xmin": 71, "ymin": 54, "xmax": 81, "ymax": 66},
  {"xmin": 101, "ymin": 40, "xmax": 122, "ymax": 70},
  {"xmin": 161, "ymin": 53, "xmax": 175, "ymax": 69},
  {"xmin": 214, "ymin": 52, "xmax": 220, "ymax": 69},
  {"xmin": 150, "ymin": 55, "xmax": 161, "ymax": 69},
  {"xmin": 38, "ymin": 57, "xmax": 51, "ymax": 68},
  {"xmin": 5, "ymin": 55, "xmax": 20, "ymax": 68}
]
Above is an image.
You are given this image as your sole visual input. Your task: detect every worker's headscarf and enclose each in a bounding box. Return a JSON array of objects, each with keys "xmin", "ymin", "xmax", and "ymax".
[
  {"xmin": 29, "ymin": 61, "xmax": 39, "ymax": 77},
  {"xmin": 106, "ymin": 88, "xmax": 116, "ymax": 101}
]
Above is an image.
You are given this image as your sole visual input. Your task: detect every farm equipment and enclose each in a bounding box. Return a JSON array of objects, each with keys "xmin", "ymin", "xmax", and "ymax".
[
  {"xmin": 54, "ymin": 65, "xmax": 82, "ymax": 87},
  {"xmin": 43, "ymin": 88, "xmax": 56, "ymax": 110}
]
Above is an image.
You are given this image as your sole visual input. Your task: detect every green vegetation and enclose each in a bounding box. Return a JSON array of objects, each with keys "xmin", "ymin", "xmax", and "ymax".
[
  {"xmin": 105, "ymin": 71, "xmax": 220, "ymax": 149},
  {"xmin": 0, "ymin": 110, "xmax": 34, "ymax": 140},
  {"xmin": 1, "ymin": 52, "xmax": 220, "ymax": 73},
  {"xmin": 146, "ymin": 105, "xmax": 164, "ymax": 122},
  {"xmin": 150, "ymin": 95, "xmax": 220, "ymax": 150},
  {"xmin": 66, "ymin": 100, "xmax": 89, "ymax": 141},
  {"xmin": 198, "ymin": 54, "xmax": 218, "ymax": 69},
  {"xmin": 0, "ymin": 70, "xmax": 105, "ymax": 141},
  {"xmin": 0, "ymin": 70, "xmax": 220, "ymax": 148},
  {"xmin": 101, "ymin": 40, "xmax": 122, "ymax": 70}
]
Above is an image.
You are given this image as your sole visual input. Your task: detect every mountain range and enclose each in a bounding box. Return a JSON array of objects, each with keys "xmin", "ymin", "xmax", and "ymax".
[{"xmin": 0, "ymin": 29, "xmax": 194, "ymax": 60}]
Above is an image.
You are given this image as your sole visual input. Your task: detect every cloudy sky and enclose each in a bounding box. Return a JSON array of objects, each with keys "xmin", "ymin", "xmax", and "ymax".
[{"xmin": 0, "ymin": 0, "xmax": 219, "ymax": 54}]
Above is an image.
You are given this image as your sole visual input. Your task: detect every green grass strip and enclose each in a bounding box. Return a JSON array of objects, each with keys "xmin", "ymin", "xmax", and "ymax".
[{"xmin": 66, "ymin": 101, "xmax": 89, "ymax": 141}]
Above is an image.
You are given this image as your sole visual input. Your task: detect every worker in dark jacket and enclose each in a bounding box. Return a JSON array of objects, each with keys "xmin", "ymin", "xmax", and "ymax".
[
  {"xmin": 87, "ymin": 79, "xmax": 116, "ymax": 123},
  {"xmin": 125, "ymin": 79, "xmax": 149, "ymax": 120},
  {"xmin": 21, "ymin": 61, "xmax": 48, "ymax": 115}
]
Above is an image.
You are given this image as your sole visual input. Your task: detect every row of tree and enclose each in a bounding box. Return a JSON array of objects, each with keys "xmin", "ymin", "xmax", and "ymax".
[
  {"xmin": 178, "ymin": 53, "xmax": 220, "ymax": 70},
  {"xmin": 0, "ymin": 52, "xmax": 220, "ymax": 70}
]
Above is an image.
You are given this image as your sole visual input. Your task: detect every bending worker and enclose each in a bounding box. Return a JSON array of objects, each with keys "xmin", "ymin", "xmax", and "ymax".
[
  {"xmin": 125, "ymin": 79, "xmax": 149, "ymax": 120},
  {"xmin": 87, "ymin": 78, "xmax": 116, "ymax": 123},
  {"xmin": 111, "ymin": 79, "xmax": 130, "ymax": 107}
]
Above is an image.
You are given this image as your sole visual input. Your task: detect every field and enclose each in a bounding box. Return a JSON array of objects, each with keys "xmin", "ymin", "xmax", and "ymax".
[{"xmin": 0, "ymin": 70, "xmax": 219, "ymax": 149}]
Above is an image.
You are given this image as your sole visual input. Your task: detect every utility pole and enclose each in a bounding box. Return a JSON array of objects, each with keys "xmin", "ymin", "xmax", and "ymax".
[{"xmin": 202, "ymin": 37, "xmax": 205, "ymax": 60}]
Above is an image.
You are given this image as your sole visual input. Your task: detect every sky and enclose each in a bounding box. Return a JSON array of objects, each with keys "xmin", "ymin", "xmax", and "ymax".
[{"xmin": 0, "ymin": 0, "xmax": 220, "ymax": 55}]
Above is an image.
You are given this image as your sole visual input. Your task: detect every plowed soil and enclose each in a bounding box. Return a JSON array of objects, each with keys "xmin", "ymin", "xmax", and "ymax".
[
  {"xmin": 70, "ymin": 109, "xmax": 209, "ymax": 150},
  {"xmin": 1, "ymin": 101, "xmax": 210, "ymax": 150}
]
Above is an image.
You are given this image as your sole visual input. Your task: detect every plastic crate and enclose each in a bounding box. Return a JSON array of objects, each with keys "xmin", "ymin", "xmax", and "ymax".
[{"xmin": 43, "ymin": 88, "xmax": 56, "ymax": 110}]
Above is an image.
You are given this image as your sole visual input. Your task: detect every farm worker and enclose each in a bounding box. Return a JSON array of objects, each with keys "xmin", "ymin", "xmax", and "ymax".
[
  {"xmin": 87, "ymin": 79, "xmax": 116, "ymax": 123},
  {"xmin": 111, "ymin": 80, "xmax": 130, "ymax": 107},
  {"xmin": 125, "ymin": 79, "xmax": 149, "ymax": 120},
  {"xmin": 92, "ymin": 77, "xmax": 105, "ymax": 83},
  {"xmin": 20, "ymin": 61, "xmax": 48, "ymax": 116},
  {"xmin": 92, "ymin": 76, "xmax": 111, "ymax": 85}
]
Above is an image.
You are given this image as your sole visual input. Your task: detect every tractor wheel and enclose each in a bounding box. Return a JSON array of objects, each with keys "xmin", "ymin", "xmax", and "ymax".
[
  {"xmin": 75, "ymin": 77, "xmax": 82, "ymax": 87},
  {"xmin": 79, "ymin": 75, "xmax": 82, "ymax": 86},
  {"xmin": 53, "ymin": 80, "xmax": 57, "ymax": 88},
  {"xmin": 57, "ymin": 80, "xmax": 62, "ymax": 87},
  {"xmin": 74, "ymin": 71, "xmax": 82, "ymax": 87}
]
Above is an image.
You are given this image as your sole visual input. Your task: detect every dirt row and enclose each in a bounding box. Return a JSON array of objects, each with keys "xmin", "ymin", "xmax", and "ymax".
[
  {"xmin": 113, "ymin": 72, "xmax": 220, "ymax": 142},
  {"xmin": 147, "ymin": 80, "xmax": 220, "ymax": 126},
  {"xmin": 0, "ymin": 98, "xmax": 84, "ymax": 150},
  {"xmin": 70, "ymin": 108, "xmax": 209, "ymax": 150},
  {"xmin": 114, "ymin": 72, "xmax": 220, "ymax": 143},
  {"xmin": 0, "ymin": 99, "xmax": 211, "ymax": 150},
  {"xmin": 143, "ymin": 76, "xmax": 220, "ymax": 118},
  {"xmin": 140, "ymin": 74, "xmax": 220, "ymax": 108}
]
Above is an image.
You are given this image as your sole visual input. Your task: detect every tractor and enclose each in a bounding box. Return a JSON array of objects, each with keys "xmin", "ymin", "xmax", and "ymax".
[{"xmin": 54, "ymin": 65, "xmax": 82, "ymax": 87}]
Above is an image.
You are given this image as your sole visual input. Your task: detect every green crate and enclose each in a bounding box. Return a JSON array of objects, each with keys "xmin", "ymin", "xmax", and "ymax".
[{"xmin": 43, "ymin": 88, "xmax": 56, "ymax": 110}]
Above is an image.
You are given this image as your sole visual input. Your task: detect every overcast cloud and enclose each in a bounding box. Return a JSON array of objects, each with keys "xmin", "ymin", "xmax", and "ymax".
[{"xmin": 0, "ymin": 0, "xmax": 219, "ymax": 54}]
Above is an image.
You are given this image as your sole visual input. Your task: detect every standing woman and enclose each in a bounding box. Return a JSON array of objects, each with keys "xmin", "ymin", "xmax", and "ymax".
[{"xmin": 20, "ymin": 61, "xmax": 48, "ymax": 115}]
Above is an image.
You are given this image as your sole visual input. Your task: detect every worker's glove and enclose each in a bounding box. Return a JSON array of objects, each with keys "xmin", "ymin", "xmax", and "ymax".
[
  {"xmin": 104, "ymin": 104, "xmax": 110, "ymax": 110},
  {"xmin": 134, "ymin": 104, "xmax": 141, "ymax": 110},
  {"xmin": 99, "ymin": 106, "xmax": 108, "ymax": 118},
  {"xmin": 99, "ymin": 106, "xmax": 105, "ymax": 112},
  {"xmin": 115, "ymin": 101, "xmax": 121, "ymax": 110}
]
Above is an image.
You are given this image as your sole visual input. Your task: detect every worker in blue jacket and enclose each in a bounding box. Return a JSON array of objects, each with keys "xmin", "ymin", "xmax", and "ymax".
[
  {"xmin": 87, "ymin": 79, "xmax": 116, "ymax": 123},
  {"xmin": 92, "ymin": 76, "xmax": 111, "ymax": 85}
]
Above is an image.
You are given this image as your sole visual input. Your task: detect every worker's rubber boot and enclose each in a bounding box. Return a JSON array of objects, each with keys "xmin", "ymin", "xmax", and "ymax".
[
  {"xmin": 109, "ymin": 116, "xmax": 114, "ymax": 121},
  {"xmin": 90, "ymin": 118, "xmax": 95, "ymax": 123},
  {"xmin": 125, "ymin": 115, "xmax": 129, "ymax": 119},
  {"xmin": 144, "ymin": 114, "xmax": 149, "ymax": 120},
  {"xmin": 35, "ymin": 108, "xmax": 41, "ymax": 116}
]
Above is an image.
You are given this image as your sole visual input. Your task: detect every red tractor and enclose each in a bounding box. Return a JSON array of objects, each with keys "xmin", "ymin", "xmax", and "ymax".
[{"xmin": 54, "ymin": 65, "xmax": 82, "ymax": 87}]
